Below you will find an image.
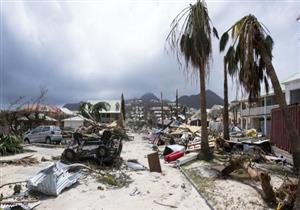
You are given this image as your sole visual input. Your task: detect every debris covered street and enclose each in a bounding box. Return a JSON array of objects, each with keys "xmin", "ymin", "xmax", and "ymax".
[{"xmin": 1, "ymin": 133, "xmax": 210, "ymax": 210}]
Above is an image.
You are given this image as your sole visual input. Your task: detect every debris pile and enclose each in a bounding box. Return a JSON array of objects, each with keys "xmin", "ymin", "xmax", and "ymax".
[{"xmin": 0, "ymin": 155, "xmax": 39, "ymax": 166}]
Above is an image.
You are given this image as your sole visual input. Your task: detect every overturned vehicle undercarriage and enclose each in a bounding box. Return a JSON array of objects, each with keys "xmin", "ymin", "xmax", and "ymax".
[{"xmin": 62, "ymin": 129, "xmax": 123, "ymax": 165}]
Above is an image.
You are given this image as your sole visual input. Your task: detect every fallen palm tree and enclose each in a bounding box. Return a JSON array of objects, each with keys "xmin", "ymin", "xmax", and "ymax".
[{"xmin": 221, "ymin": 154, "xmax": 298, "ymax": 209}]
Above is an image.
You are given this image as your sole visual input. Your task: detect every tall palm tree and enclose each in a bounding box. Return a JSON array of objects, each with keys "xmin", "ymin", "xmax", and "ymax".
[
  {"xmin": 220, "ymin": 14, "xmax": 300, "ymax": 171},
  {"xmin": 223, "ymin": 56, "xmax": 230, "ymax": 140},
  {"xmin": 167, "ymin": 0, "xmax": 218, "ymax": 158}
]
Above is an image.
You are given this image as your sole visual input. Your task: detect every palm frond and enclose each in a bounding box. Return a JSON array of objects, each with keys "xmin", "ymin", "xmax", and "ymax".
[{"xmin": 220, "ymin": 32, "xmax": 229, "ymax": 52}]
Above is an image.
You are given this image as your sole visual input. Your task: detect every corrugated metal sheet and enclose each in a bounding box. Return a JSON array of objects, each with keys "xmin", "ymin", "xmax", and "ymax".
[{"xmin": 271, "ymin": 104, "xmax": 300, "ymax": 153}]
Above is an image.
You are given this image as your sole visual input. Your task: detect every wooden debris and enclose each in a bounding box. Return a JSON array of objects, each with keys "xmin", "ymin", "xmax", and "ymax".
[
  {"xmin": 153, "ymin": 200, "xmax": 177, "ymax": 208},
  {"xmin": 147, "ymin": 152, "xmax": 162, "ymax": 173},
  {"xmin": 0, "ymin": 155, "xmax": 38, "ymax": 165}
]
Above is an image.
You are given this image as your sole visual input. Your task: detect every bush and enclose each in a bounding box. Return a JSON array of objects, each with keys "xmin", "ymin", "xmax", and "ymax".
[{"xmin": 0, "ymin": 134, "xmax": 23, "ymax": 155}]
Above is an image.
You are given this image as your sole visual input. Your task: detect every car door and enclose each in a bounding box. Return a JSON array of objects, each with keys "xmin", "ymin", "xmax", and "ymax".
[
  {"xmin": 30, "ymin": 126, "xmax": 42, "ymax": 143},
  {"xmin": 41, "ymin": 126, "xmax": 51, "ymax": 142}
]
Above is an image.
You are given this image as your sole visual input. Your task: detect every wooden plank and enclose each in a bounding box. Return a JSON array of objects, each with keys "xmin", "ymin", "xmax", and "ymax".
[{"xmin": 147, "ymin": 152, "xmax": 162, "ymax": 173}]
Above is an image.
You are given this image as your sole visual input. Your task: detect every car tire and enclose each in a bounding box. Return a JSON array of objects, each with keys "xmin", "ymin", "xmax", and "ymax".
[
  {"xmin": 24, "ymin": 138, "xmax": 30, "ymax": 144},
  {"xmin": 45, "ymin": 137, "xmax": 51, "ymax": 144}
]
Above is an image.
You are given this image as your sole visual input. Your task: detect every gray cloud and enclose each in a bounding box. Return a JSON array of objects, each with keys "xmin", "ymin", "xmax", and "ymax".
[{"xmin": 1, "ymin": 0, "xmax": 299, "ymax": 106}]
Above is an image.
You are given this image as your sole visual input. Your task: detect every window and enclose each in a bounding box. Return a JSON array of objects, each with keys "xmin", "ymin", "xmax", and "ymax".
[
  {"xmin": 42, "ymin": 127, "xmax": 50, "ymax": 132},
  {"xmin": 291, "ymin": 89, "xmax": 300, "ymax": 104}
]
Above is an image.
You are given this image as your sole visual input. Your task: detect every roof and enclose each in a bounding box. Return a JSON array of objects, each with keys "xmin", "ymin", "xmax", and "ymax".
[
  {"xmin": 18, "ymin": 104, "xmax": 62, "ymax": 114},
  {"xmin": 281, "ymin": 72, "xmax": 300, "ymax": 84},
  {"xmin": 60, "ymin": 107, "xmax": 74, "ymax": 115},
  {"xmin": 63, "ymin": 115, "xmax": 86, "ymax": 122},
  {"xmin": 87, "ymin": 100, "xmax": 121, "ymax": 113}
]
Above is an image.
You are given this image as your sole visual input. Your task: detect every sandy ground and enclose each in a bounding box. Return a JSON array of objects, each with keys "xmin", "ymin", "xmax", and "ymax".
[
  {"xmin": 183, "ymin": 158, "xmax": 297, "ymax": 210},
  {"xmin": 0, "ymin": 133, "xmax": 210, "ymax": 210}
]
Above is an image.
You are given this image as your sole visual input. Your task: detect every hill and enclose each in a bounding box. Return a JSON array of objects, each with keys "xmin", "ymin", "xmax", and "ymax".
[{"xmin": 178, "ymin": 89, "xmax": 224, "ymax": 109}]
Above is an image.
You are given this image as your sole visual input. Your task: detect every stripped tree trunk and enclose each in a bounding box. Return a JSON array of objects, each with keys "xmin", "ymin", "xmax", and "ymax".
[
  {"xmin": 223, "ymin": 57, "xmax": 230, "ymax": 140},
  {"xmin": 222, "ymin": 156, "xmax": 276, "ymax": 203},
  {"xmin": 199, "ymin": 67, "xmax": 210, "ymax": 158},
  {"xmin": 294, "ymin": 176, "xmax": 300, "ymax": 210}
]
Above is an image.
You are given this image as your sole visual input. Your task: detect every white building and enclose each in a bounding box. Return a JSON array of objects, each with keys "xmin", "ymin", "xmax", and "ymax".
[
  {"xmin": 62, "ymin": 115, "xmax": 85, "ymax": 129},
  {"xmin": 281, "ymin": 72, "xmax": 300, "ymax": 105}
]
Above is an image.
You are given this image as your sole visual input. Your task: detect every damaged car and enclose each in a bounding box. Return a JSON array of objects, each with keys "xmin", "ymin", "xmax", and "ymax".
[{"xmin": 62, "ymin": 129, "xmax": 122, "ymax": 165}]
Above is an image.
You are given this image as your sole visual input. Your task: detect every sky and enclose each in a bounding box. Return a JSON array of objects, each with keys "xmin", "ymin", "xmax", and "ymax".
[{"xmin": 1, "ymin": 0, "xmax": 299, "ymax": 107}]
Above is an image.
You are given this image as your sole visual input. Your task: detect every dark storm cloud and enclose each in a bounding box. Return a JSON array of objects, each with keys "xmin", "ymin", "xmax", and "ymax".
[{"xmin": 1, "ymin": 0, "xmax": 299, "ymax": 107}]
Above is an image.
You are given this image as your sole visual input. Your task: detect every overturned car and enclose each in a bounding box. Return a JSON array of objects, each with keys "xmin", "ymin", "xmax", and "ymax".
[{"xmin": 62, "ymin": 129, "xmax": 122, "ymax": 165}]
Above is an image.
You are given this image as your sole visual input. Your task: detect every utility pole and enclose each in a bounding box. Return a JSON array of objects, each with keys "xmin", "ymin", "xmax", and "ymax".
[{"xmin": 161, "ymin": 91, "xmax": 164, "ymax": 128}]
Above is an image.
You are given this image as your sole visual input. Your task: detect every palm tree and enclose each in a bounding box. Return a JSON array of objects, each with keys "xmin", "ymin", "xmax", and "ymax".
[
  {"xmin": 223, "ymin": 56, "xmax": 230, "ymax": 140},
  {"xmin": 92, "ymin": 102, "xmax": 110, "ymax": 122},
  {"xmin": 78, "ymin": 102, "xmax": 94, "ymax": 120},
  {"xmin": 220, "ymin": 14, "xmax": 300, "ymax": 171},
  {"xmin": 167, "ymin": 0, "xmax": 218, "ymax": 158},
  {"xmin": 79, "ymin": 101, "xmax": 110, "ymax": 122}
]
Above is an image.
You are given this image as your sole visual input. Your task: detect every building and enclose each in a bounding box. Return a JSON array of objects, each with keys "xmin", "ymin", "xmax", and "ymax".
[
  {"xmin": 87, "ymin": 100, "xmax": 123, "ymax": 125},
  {"xmin": 231, "ymin": 72, "xmax": 300, "ymax": 136},
  {"xmin": 62, "ymin": 115, "xmax": 86, "ymax": 129},
  {"xmin": 281, "ymin": 72, "xmax": 300, "ymax": 105}
]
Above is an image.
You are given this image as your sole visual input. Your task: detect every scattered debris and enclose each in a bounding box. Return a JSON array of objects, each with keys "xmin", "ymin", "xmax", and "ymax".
[
  {"xmin": 0, "ymin": 155, "xmax": 39, "ymax": 166},
  {"xmin": 153, "ymin": 200, "xmax": 177, "ymax": 208},
  {"xmin": 176, "ymin": 153, "xmax": 198, "ymax": 166},
  {"xmin": 27, "ymin": 161, "xmax": 88, "ymax": 196},
  {"xmin": 126, "ymin": 160, "xmax": 146, "ymax": 171},
  {"xmin": 147, "ymin": 152, "xmax": 162, "ymax": 173},
  {"xmin": 129, "ymin": 187, "xmax": 141, "ymax": 196},
  {"xmin": 97, "ymin": 171, "xmax": 132, "ymax": 188}
]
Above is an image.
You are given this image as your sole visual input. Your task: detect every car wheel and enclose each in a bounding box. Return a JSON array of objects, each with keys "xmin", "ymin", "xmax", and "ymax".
[
  {"xmin": 24, "ymin": 138, "xmax": 30, "ymax": 144},
  {"xmin": 45, "ymin": 137, "xmax": 51, "ymax": 144}
]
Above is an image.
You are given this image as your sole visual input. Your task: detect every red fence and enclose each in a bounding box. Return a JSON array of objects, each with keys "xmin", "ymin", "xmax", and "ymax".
[{"xmin": 271, "ymin": 104, "xmax": 300, "ymax": 153}]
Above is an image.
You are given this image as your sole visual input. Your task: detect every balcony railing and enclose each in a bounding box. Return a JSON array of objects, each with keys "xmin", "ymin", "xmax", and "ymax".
[{"xmin": 241, "ymin": 104, "xmax": 279, "ymax": 117}]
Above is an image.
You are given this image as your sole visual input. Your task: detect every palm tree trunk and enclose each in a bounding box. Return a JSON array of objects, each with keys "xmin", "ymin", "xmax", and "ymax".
[
  {"xmin": 223, "ymin": 58, "xmax": 230, "ymax": 140},
  {"xmin": 260, "ymin": 46, "xmax": 300, "ymax": 171},
  {"xmin": 199, "ymin": 68, "xmax": 210, "ymax": 157},
  {"xmin": 294, "ymin": 176, "xmax": 300, "ymax": 210}
]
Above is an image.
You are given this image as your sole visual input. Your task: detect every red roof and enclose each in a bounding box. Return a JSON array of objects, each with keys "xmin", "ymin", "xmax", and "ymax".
[{"xmin": 18, "ymin": 104, "xmax": 62, "ymax": 114}]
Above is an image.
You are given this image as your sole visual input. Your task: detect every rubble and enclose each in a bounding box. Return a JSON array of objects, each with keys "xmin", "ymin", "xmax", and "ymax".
[
  {"xmin": 0, "ymin": 155, "xmax": 39, "ymax": 166},
  {"xmin": 27, "ymin": 161, "xmax": 88, "ymax": 196}
]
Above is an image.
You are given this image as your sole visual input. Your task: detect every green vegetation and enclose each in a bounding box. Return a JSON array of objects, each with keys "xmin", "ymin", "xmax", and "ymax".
[{"xmin": 0, "ymin": 134, "xmax": 23, "ymax": 155}]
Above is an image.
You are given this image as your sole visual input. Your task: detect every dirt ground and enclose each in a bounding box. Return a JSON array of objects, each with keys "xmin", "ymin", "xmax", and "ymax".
[
  {"xmin": 0, "ymin": 133, "xmax": 210, "ymax": 210},
  {"xmin": 182, "ymin": 155, "xmax": 297, "ymax": 210}
]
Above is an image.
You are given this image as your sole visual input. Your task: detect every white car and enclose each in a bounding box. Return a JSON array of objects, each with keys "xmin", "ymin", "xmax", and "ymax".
[{"xmin": 23, "ymin": 125, "xmax": 63, "ymax": 144}]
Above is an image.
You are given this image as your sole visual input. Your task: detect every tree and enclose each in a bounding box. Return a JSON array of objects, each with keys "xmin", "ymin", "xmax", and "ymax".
[
  {"xmin": 223, "ymin": 57, "xmax": 230, "ymax": 140},
  {"xmin": 79, "ymin": 101, "xmax": 110, "ymax": 122},
  {"xmin": 121, "ymin": 93, "xmax": 126, "ymax": 121},
  {"xmin": 167, "ymin": 0, "xmax": 218, "ymax": 158},
  {"xmin": 220, "ymin": 14, "xmax": 300, "ymax": 171}
]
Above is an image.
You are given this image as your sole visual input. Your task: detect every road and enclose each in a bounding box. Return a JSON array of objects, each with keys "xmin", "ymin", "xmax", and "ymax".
[{"xmin": 1, "ymin": 133, "xmax": 210, "ymax": 210}]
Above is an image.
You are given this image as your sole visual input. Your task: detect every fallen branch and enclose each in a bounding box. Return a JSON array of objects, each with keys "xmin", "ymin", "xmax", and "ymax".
[
  {"xmin": 0, "ymin": 199, "xmax": 39, "ymax": 204},
  {"xmin": 0, "ymin": 181, "xmax": 26, "ymax": 189},
  {"xmin": 0, "ymin": 155, "xmax": 38, "ymax": 165},
  {"xmin": 153, "ymin": 200, "xmax": 177, "ymax": 208},
  {"xmin": 222, "ymin": 155, "xmax": 276, "ymax": 203}
]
